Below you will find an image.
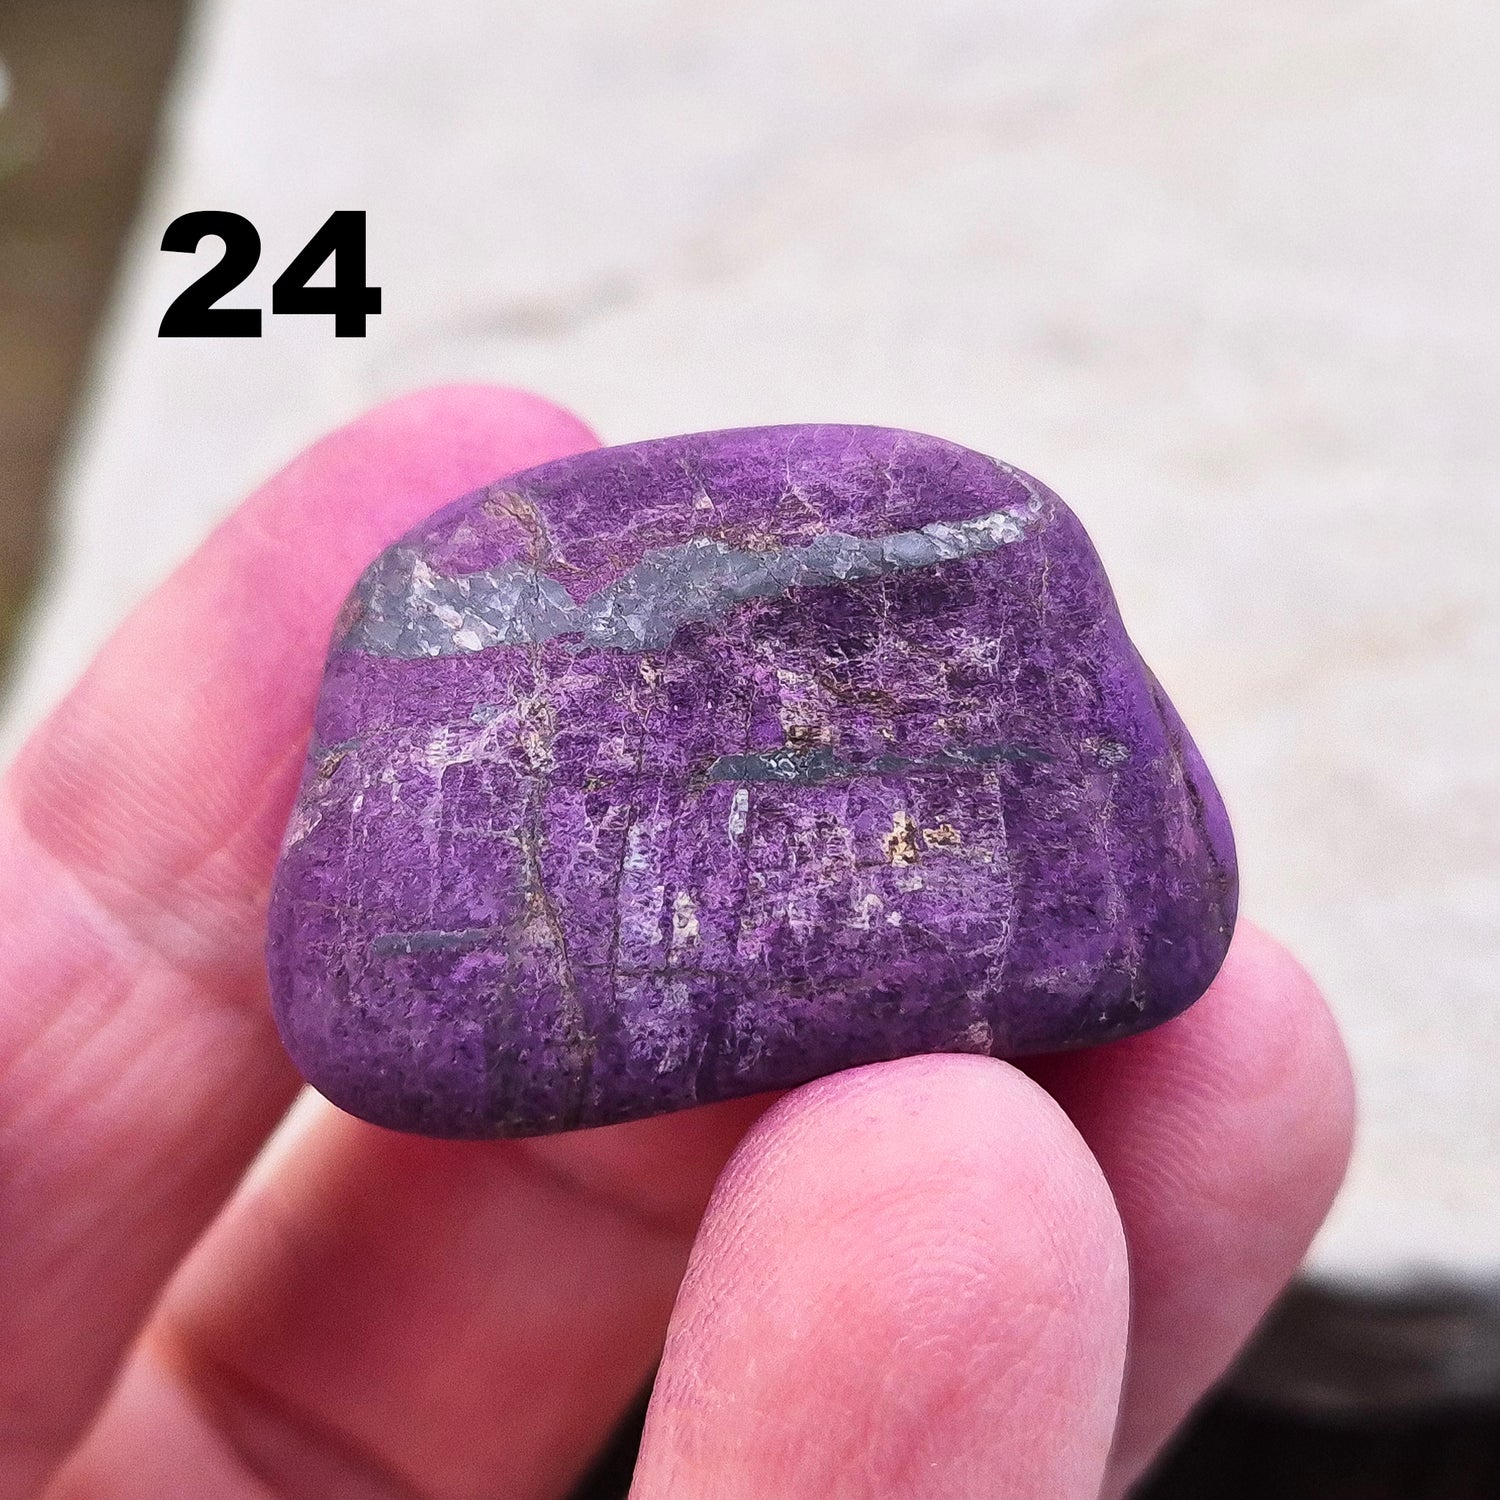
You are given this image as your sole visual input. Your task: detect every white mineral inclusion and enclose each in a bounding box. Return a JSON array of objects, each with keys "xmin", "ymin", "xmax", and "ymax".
[
  {"xmin": 727, "ymin": 787, "xmax": 750, "ymax": 841},
  {"xmin": 670, "ymin": 890, "xmax": 700, "ymax": 944}
]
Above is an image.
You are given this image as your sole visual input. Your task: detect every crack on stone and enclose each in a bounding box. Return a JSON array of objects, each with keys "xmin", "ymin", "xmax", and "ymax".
[
  {"xmin": 370, "ymin": 927, "xmax": 504, "ymax": 956},
  {"xmin": 517, "ymin": 818, "xmax": 595, "ymax": 1088},
  {"xmin": 1153, "ymin": 684, "xmax": 1235, "ymax": 926},
  {"xmin": 509, "ymin": 649, "xmax": 596, "ymax": 1119},
  {"xmin": 702, "ymin": 740, "xmax": 1054, "ymax": 787},
  {"xmin": 342, "ymin": 499, "xmax": 1046, "ymax": 659}
]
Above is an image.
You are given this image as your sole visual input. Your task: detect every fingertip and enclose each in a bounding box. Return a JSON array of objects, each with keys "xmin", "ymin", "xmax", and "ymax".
[
  {"xmin": 1205, "ymin": 920, "xmax": 1357, "ymax": 1254},
  {"xmin": 1028, "ymin": 920, "xmax": 1355, "ymax": 1494},
  {"xmin": 730, "ymin": 1053, "xmax": 1119, "ymax": 1250},
  {"xmin": 1037, "ymin": 919, "xmax": 1355, "ymax": 1201},
  {"xmin": 1216, "ymin": 920, "xmax": 1356, "ymax": 1158},
  {"xmin": 1127, "ymin": 919, "xmax": 1355, "ymax": 1200},
  {"xmin": 324, "ymin": 380, "xmax": 599, "ymax": 475},
  {"xmin": 635, "ymin": 1055, "xmax": 1128, "ymax": 1500},
  {"xmin": 240, "ymin": 381, "xmax": 599, "ymax": 565}
]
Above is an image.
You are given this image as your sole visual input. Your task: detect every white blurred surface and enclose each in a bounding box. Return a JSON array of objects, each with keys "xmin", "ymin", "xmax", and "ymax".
[{"xmin": 4, "ymin": 0, "xmax": 1498, "ymax": 1288}]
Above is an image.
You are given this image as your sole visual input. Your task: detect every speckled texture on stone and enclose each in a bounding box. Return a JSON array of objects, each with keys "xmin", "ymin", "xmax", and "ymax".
[{"xmin": 267, "ymin": 425, "xmax": 1236, "ymax": 1137}]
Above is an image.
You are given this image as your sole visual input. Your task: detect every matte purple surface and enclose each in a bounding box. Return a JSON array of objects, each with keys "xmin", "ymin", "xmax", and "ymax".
[{"xmin": 267, "ymin": 426, "xmax": 1237, "ymax": 1138}]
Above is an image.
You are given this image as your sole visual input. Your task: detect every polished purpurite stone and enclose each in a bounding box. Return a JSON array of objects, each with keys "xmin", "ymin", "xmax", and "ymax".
[{"xmin": 267, "ymin": 426, "xmax": 1237, "ymax": 1138}]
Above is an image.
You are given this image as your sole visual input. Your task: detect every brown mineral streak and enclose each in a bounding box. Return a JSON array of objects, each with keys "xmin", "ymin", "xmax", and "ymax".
[
  {"xmin": 514, "ymin": 607, "xmax": 597, "ymax": 1104},
  {"xmin": 484, "ymin": 485, "xmax": 556, "ymax": 566},
  {"xmin": 516, "ymin": 819, "xmax": 595, "ymax": 1081},
  {"xmin": 883, "ymin": 810, "xmax": 921, "ymax": 866}
]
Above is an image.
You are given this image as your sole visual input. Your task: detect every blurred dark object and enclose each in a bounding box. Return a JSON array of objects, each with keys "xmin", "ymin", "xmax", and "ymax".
[
  {"xmin": 1134, "ymin": 1281, "xmax": 1500, "ymax": 1496},
  {"xmin": 1141, "ymin": 1394, "xmax": 1500, "ymax": 1500},
  {"xmin": 1232, "ymin": 1280, "xmax": 1500, "ymax": 1418},
  {"xmin": 0, "ymin": 0, "xmax": 191, "ymax": 674},
  {"xmin": 569, "ymin": 1383, "xmax": 650, "ymax": 1500}
]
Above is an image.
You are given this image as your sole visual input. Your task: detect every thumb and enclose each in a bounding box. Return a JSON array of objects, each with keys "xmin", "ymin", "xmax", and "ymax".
[{"xmin": 630, "ymin": 1055, "xmax": 1129, "ymax": 1500}]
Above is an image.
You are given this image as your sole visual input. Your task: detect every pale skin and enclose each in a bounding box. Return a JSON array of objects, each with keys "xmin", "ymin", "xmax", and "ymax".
[{"xmin": 0, "ymin": 385, "xmax": 1355, "ymax": 1500}]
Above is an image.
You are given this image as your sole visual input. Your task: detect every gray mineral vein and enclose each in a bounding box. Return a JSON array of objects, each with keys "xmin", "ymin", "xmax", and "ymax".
[
  {"xmin": 345, "ymin": 504, "xmax": 1039, "ymax": 659},
  {"xmin": 704, "ymin": 742, "xmax": 1054, "ymax": 786}
]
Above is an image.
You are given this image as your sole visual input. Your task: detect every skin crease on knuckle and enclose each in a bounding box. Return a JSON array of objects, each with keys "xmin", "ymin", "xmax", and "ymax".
[{"xmin": 633, "ymin": 1057, "xmax": 1130, "ymax": 1500}]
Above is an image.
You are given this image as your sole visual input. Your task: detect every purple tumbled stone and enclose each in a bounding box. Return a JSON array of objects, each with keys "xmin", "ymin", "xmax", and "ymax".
[{"xmin": 267, "ymin": 425, "xmax": 1237, "ymax": 1138}]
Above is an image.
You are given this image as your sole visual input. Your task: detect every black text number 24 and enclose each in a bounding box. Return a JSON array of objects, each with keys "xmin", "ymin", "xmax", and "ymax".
[{"xmin": 158, "ymin": 211, "xmax": 382, "ymax": 338}]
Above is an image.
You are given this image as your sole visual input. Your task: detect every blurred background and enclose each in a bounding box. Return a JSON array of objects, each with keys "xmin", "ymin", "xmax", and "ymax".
[{"xmin": 1, "ymin": 1, "xmax": 1497, "ymax": 1494}]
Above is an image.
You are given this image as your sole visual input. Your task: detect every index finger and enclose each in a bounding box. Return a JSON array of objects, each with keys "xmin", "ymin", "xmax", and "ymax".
[{"xmin": 0, "ymin": 384, "xmax": 596, "ymax": 1500}]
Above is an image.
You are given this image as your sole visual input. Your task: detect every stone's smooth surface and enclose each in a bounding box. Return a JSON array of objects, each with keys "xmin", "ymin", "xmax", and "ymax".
[{"xmin": 268, "ymin": 426, "xmax": 1237, "ymax": 1138}]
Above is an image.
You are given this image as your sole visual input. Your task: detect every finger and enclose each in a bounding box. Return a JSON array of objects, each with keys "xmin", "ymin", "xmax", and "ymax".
[
  {"xmin": 632, "ymin": 1055, "xmax": 1131, "ymax": 1500},
  {"xmin": 1025, "ymin": 921, "xmax": 1355, "ymax": 1495},
  {"xmin": 52, "ymin": 1091, "xmax": 776, "ymax": 1500},
  {"xmin": 0, "ymin": 385, "xmax": 596, "ymax": 1500}
]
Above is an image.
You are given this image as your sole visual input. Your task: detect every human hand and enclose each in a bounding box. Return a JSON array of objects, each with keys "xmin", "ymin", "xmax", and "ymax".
[{"xmin": 0, "ymin": 387, "xmax": 1353, "ymax": 1500}]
